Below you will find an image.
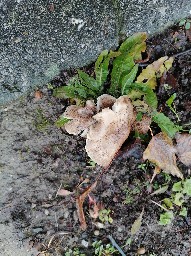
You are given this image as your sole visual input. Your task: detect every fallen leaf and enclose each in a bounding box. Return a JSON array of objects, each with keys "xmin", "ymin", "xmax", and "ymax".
[
  {"xmin": 136, "ymin": 57, "xmax": 174, "ymax": 89},
  {"xmin": 131, "ymin": 208, "xmax": 144, "ymax": 236},
  {"xmin": 143, "ymin": 132, "xmax": 183, "ymax": 178},
  {"xmin": 76, "ymin": 181, "xmax": 97, "ymax": 230},
  {"xmin": 57, "ymin": 189, "xmax": 74, "ymax": 196},
  {"xmin": 86, "ymin": 96, "xmax": 136, "ymax": 167},
  {"xmin": 175, "ymin": 133, "xmax": 191, "ymax": 166}
]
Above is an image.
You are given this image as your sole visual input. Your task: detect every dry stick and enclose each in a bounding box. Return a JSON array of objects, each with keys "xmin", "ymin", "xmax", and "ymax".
[
  {"xmin": 150, "ymin": 199, "xmax": 169, "ymax": 212},
  {"xmin": 108, "ymin": 235, "xmax": 126, "ymax": 256}
]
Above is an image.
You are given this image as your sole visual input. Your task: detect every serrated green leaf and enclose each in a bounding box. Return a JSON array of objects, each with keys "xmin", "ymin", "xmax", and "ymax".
[
  {"xmin": 121, "ymin": 64, "xmax": 138, "ymax": 95},
  {"xmin": 119, "ymin": 32, "xmax": 147, "ymax": 56},
  {"xmin": 78, "ymin": 70, "xmax": 98, "ymax": 91},
  {"xmin": 152, "ymin": 112, "xmax": 182, "ymax": 138},
  {"xmin": 110, "ymin": 55, "xmax": 135, "ymax": 96},
  {"xmin": 109, "ymin": 33, "xmax": 147, "ymax": 97},
  {"xmin": 126, "ymin": 83, "xmax": 158, "ymax": 110},
  {"xmin": 182, "ymin": 178, "xmax": 191, "ymax": 196},
  {"xmin": 179, "ymin": 207, "xmax": 187, "ymax": 217},
  {"xmin": 55, "ymin": 116, "xmax": 70, "ymax": 127},
  {"xmin": 159, "ymin": 211, "xmax": 173, "ymax": 225},
  {"xmin": 95, "ymin": 50, "xmax": 120, "ymax": 88},
  {"xmin": 173, "ymin": 193, "xmax": 184, "ymax": 206},
  {"xmin": 172, "ymin": 181, "xmax": 183, "ymax": 192},
  {"xmin": 163, "ymin": 198, "xmax": 173, "ymax": 209}
]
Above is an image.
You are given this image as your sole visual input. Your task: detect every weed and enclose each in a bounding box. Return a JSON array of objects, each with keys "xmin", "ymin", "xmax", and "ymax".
[
  {"xmin": 65, "ymin": 248, "xmax": 85, "ymax": 256},
  {"xmin": 179, "ymin": 18, "xmax": 191, "ymax": 30},
  {"xmin": 159, "ymin": 178, "xmax": 191, "ymax": 225},
  {"xmin": 99, "ymin": 209, "xmax": 113, "ymax": 224},
  {"xmin": 92, "ymin": 240, "xmax": 116, "ymax": 256}
]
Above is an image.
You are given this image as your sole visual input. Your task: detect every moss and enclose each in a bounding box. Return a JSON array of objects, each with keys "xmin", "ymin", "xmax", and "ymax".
[{"xmin": 34, "ymin": 108, "xmax": 50, "ymax": 131}]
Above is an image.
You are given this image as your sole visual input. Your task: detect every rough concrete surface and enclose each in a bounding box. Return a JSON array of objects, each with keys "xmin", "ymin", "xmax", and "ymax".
[{"xmin": 0, "ymin": 0, "xmax": 191, "ymax": 104}]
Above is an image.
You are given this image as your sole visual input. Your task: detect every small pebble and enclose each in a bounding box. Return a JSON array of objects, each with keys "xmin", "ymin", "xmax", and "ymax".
[
  {"xmin": 81, "ymin": 239, "xmax": 89, "ymax": 248},
  {"xmin": 45, "ymin": 209, "xmax": 49, "ymax": 215},
  {"xmin": 137, "ymin": 247, "xmax": 146, "ymax": 255},
  {"xmin": 96, "ymin": 222, "xmax": 104, "ymax": 229},
  {"xmin": 94, "ymin": 230, "xmax": 99, "ymax": 236}
]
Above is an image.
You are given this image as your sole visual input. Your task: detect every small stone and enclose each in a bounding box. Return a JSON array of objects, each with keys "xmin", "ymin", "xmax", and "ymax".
[
  {"xmin": 45, "ymin": 209, "xmax": 49, "ymax": 215},
  {"xmin": 94, "ymin": 230, "xmax": 99, "ymax": 236},
  {"xmin": 137, "ymin": 247, "xmax": 146, "ymax": 255},
  {"xmin": 95, "ymin": 222, "xmax": 105, "ymax": 229},
  {"xmin": 81, "ymin": 239, "xmax": 89, "ymax": 248}
]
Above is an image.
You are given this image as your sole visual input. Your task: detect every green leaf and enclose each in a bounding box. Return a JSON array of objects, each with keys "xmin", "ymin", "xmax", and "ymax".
[
  {"xmin": 152, "ymin": 112, "xmax": 182, "ymax": 138},
  {"xmin": 166, "ymin": 93, "xmax": 176, "ymax": 107},
  {"xmin": 109, "ymin": 32, "xmax": 147, "ymax": 97},
  {"xmin": 127, "ymin": 83, "xmax": 158, "ymax": 110},
  {"xmin": 179, "ymin": 207, "xmax": 187, "ymax": 217},
  {"xmin": 110, "ymin": 55, "xmax": 135, "ymax": 96},
  {"xmin": 119, "ymin": 32, "xmax": 147, "ymax": 57},
  {"xmin": 55, "ymin": 116, "xmax": 70, "ymax": 127},
  {"xmin": 173, "ymin": 192, "xmax": 184, "ymax": 206},
  {"xmin": 185, "ymin": 22, "xmax": 191, "ymax": 30},
  {"xmin": 150, "ymin": 185, "xmax": 169, "ymax": 196},
  {"xmin": 159, "ymin": 211, "xmax": 173, "ymax": 225},
  {"xmin": 179, "ymin": 19, "xmax": 186, "ymax": 26},
  {"xmin": 172, "ymin": 181, "xmax": 183, "ymax": 192},
  {"xmin": 95, "ymin": 50, "xmax": 120, "ymax": 88},
  {"xmin": 77, "ymin": 70, "xmax": 98, "ymax": 92},
  {"xmin": 182, "ymin": 178, "xmax": 191, "ymax": 196},
  {"xmin": 163, "ymin": 198, "xmax": 173, "ymax": 209},
  {"xmin": 121, "ymin": 64, "xmax": 138, "ymax": 95}
]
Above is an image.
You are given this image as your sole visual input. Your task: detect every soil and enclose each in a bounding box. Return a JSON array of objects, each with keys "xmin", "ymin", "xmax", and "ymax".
[{"xmin": 0, "ymin": 22, "xmax": 191, "ymax": 256}]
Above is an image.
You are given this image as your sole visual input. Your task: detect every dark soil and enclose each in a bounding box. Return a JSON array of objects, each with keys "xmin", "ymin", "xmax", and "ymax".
[{"xmin": 0, "ymin": 22, "xmax": 191, "ymax": 256}]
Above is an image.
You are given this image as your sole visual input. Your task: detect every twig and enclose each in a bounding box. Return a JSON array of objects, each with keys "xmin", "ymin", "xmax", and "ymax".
[
  {"xmin": 108, "ymin": 235, "xmax": 126, "ymax": 256},
  {"xmin": 150, "ymin": 199, "xmax": 169, "ymax": 212}
]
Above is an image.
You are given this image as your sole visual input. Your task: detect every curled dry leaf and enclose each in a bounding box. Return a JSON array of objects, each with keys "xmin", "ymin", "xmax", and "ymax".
[
  {"xmin": 136, "ymin": 56, "xmax": 174, "ymax": 89},
  {"xmin": 175, "ymin": 133, "xmax": 191, "ymax": 166},
  {"xmin": 131, "ymin": 208, "xmax": 144, "ymax": 236},
  {"xmin": 86, "ymin": 96, "xmax": 136, "ymax": 167},
  {"xmin": 133, "ymin": 115, "xmax": 152, "ymax": 134},
  {"xmin": 143, "ymin": 132, "xmax": 183, "ymax": 179}
]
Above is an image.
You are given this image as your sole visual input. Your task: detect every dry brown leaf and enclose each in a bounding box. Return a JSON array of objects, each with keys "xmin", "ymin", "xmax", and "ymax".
[
  {"xmin": 143, "ymin": 132, "xmax": 183, "ymax": 178},
  {"xmin": 175, "ymin": 133, "xmax": 191, "ymax": 166},
  {"xmin": 57, "ymin": 189, "xmax": 74, "ymax": 196},
  {"xmin": 133, "ymin": 115, "xmax": 152, "ymax": 134},
  {"xmin": 86, "ymin": 96, "xmax": 136, "ymax": 167},
  {"xmin": 131, "ymin": 208, "xmax": 144, "ymax": 236},
  {"xmin": 76, "ymin": 181, "xmax": 97, "ymax": 230},
  {"xmin": 136, "ymin": 56, "xmax": 174, "ymax": 89}
]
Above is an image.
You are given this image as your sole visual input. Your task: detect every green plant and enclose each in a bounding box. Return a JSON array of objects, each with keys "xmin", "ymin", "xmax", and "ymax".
[
  {"xmin": 159, "ymin": 178, "xmax": 191, "ymax": 225},
  {"xmin": 179, "ymin": 18, "xmax": 191, "ymax": 30},
  {"xmin": 65, "ymin": 247, "xmax": 85, "ymax": 256},
  {"xmin": 99, "ymin": 209, "xmax": 113, "ymax": 224},
  {"xmin": 92, "ymin": 241, "xmax": 116, "ymax": 256}
]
